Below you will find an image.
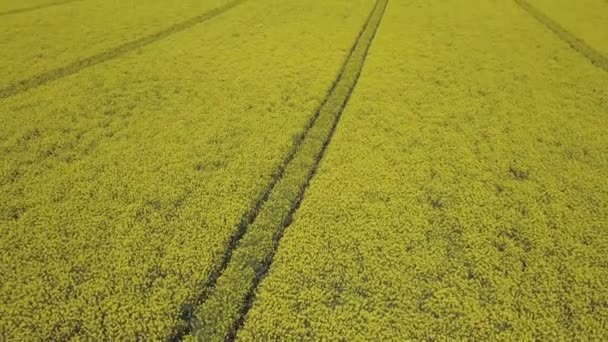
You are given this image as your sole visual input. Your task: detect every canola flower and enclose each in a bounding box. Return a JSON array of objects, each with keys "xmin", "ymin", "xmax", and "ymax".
[
  {"xmin": 0, "ymin": 0, "xmax": 229, "ymax": 90},
  {"xmin": 239, "ymin": 0, "xmax": 608, "ymax": 339},
  {"xmin": 0, "ymin": 0, "xmax": 375, "ymax": 339},
  {"xmin": 185, "ymin": 1, "xmax": 382, "ymax": 340},
  {"xmin": 526, "ymin": 0, "xmax": 608, "ymax": 56}
]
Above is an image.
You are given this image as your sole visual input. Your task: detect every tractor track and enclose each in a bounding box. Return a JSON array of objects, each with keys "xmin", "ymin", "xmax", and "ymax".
[
  {"xmin": 227, "ymin": 0, "xmax": 388, "ymax": 335},
  {"xmin": 0, "ymin": 0, "xmax": 247, "ymax": 100},
  {"xmin": 0, "ymin": 0, "xmax": 83, "ymax": 17},
  {"xmin": 514, "ymin": 0, "xmax": 608, "ymax": 72},
  {"xmin": 166, "ymin": 0, "xmax": 389, "ymax": 340}
]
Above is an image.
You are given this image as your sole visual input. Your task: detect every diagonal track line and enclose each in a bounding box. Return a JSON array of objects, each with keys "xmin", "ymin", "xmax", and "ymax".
[
  {"xmin": 0, "ymin": 0, "xmax": 83, "ymax": 16},
  {"xmin": 514, "ymin": 0, "xmax": 608, "ymax": 71},
  {"xmin": 165, "ymin": 0, "xmax": 390, "ymax": 340},
  {"xmin": 0, "ymin": 0, "xmax": 247, "ymax": 100},
  {"xmin": 226, "ymin": 1, "xmax": 388, "ymax": 338}
]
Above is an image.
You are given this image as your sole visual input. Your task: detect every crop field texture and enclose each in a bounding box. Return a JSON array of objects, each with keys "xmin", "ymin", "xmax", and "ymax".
[
  {"xmin": 0, "ymin": 0, "xmax": 231, "ymax": 91},
  {"xmin": 526, "ymin": 0, "xmax": 608, "ymax": 57},
  {"xmin": 0, "ymin": 0, "xmax": 607, "ymax": 341}
]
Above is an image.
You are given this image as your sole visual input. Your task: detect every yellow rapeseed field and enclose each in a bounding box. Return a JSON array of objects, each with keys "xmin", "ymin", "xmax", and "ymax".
[
  {"xmin": 0, "ymin": 0, "xmax": 375, "ymax": 339},
  {"xmin": 0, "ymin": 0, "xmax": 229, "ymax": 90},
  {"xmin": 1, "ymin": 0, "xmax": 606, "ymax": 340},
  {"xmin": 239, "ymin": 0, "xmax": 608, "ymax": 340},
  {"xmin": 0, "ymin": 0, "xmax": 78, "ymax": 14},
  {"xmin": 527, "ymin": 0, "xmax": 608, "ymax": 56}
]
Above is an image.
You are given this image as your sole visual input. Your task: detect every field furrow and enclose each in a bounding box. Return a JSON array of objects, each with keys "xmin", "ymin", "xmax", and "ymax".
[
  {"xmin": 0, "ymin": 0, "xmax": 82, "ymax": 16},
  {"xmin": 515, "ymin": 0, "xmax": 608, "ymax": 71},
  {"xmin": 0, "ymin": 0, "xmax": 376, "ymax": 339},
  {"xmin": 1, "ymin": 0, "xmax": 606, "ymax": 339},
  {"xmin": 237, "ymin": 0, "xmax": 608, "ymax": 340},
  {"xmin": 180, "ymin": 1, "xmax": 388, "ymax": 340},
  {"xmin": 526, "ymin": 0, "xmax": 608, "ymax": 57},
  {"xmin": 0, "ymin": 0, "xmax": 231, "ymax": 90},
  {"xmin": 0, "ymin": 0, "xmax": 246, "ymax": 99}
]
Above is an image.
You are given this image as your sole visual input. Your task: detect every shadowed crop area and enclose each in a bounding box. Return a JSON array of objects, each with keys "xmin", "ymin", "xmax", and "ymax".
[{"xmin": 1, "ymin": 0, "xmax": 607, "ymax": 340}]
